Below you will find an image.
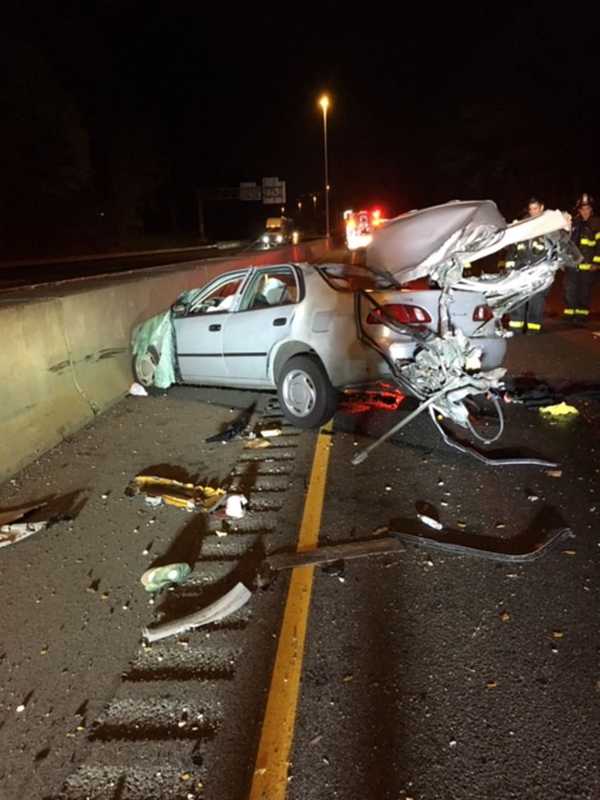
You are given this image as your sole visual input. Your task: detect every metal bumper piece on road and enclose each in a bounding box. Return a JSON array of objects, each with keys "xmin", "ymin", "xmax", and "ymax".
[{"xmin": 147, "ymin": 521, "xmax": 573, "ymax": 641}]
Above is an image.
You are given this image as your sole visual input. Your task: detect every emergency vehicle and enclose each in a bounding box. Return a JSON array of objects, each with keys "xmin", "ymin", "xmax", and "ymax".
[{"xmin": 343, "ymin": 208, "xmax": 385, "ymax": 250}]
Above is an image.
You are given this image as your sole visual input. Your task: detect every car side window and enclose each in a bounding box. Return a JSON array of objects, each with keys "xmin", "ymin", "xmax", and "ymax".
[
  {"xmin": 240, "ymin": 268, "xmax": 298, "ymax": 311},
  {"xmin": 188, "ymin": 277, "xmax": 243, "ymax": 315}
]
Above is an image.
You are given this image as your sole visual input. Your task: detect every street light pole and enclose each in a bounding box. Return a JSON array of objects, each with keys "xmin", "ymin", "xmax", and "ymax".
[{"xmin": 319, "ymin": 94, "xmax": 331, "ymax": 239}]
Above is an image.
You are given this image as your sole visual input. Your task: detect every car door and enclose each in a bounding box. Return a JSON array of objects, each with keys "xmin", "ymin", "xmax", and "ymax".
[
  {"xmin": 222, "ymin": 266, "xmax": 301, "ymax": 385},
  {"xmin": 173, "ymin": 271, "xmax": 248, "ymax": 383}
]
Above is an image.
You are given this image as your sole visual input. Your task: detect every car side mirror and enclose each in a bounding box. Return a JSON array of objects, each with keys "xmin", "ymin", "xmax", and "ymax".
[{"xmin": 171, "ymin": 302, "xmax": 187, "ymax": 316}]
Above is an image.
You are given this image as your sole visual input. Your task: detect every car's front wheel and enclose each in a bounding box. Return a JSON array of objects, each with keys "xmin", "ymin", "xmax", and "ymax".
[
  {"xmin": 133, "ymin": 346, "xmax": 159, "ymax": 388},
  {"xmin": 277, "ymin": 355, "xmax": 338, "ymax": 429}
]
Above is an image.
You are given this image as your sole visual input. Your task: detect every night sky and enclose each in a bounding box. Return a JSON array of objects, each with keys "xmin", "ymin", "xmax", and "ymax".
[{"xmin": 2, "ymin": 1, "xmax": 599, "ymax": 249}]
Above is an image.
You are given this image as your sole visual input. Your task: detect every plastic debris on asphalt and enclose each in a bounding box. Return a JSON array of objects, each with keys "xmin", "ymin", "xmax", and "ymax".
[
  {"xmin": 539, "ymin": 401, "xmax": 579, "ymax": 417},
  {"xmin": 322, "ymin": 560, "xmax": 345, "ymax": 580},
  {"xmin": 126, "ymin": 476, "xmax": 226, "ymax": 512},
  {"xmin": 0, "ymin": 502, "xmax": 49, "ymax": 548},
  {"xmin": 260, "ymin": 428, "xmax": 282, "ymax": 438},
  {"xmin": 129, "ymin": 382, "xmax": 149, "ymax": 397},
  {"xmin": 225, "ymin": 494, "xmax": 248, "ymax": 519},
  {"xmin": 245, "ymin": 438, "xmax": 271, "ymax": 450},
  {"xmin": 144, "ymin": 496, "xmax": 163, "ymax": 508},
  {"xmin": 205, "ymin": 403, "xmax": 255, "ymax": 443},
  {"xmin": 141, "ymin": 563, "xmax": 192, "ymax": 592},
  {"xmin": 417, "ymin": 513, "xmax": 443, "ymax": 531},
  {"xmin": 340, "ymin": 388, "xmax": 406, "ymax": 414},
  {"xmin": 1, "ymin": 520, "xmax": 48, "ymax": 547},
  {"xmin": 143, "ymin": 581, "xmax": 252, "ymax": 641}
]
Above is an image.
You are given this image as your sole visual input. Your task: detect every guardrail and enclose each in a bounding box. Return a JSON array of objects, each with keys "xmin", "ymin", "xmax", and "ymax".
[{"xmin": 0, "ymin": 240, "xmax": 329, "ymax": 482}]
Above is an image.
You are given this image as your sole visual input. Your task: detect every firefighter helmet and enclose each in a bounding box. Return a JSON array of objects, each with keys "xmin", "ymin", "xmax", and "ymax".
[{"xmin": 575, "ymin": 192, "xmax": 595, "ymax": 210}]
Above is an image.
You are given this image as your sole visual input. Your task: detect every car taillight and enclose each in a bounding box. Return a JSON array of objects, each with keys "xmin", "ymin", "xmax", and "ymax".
[
  {"xmin": 367, "ymin": 304, "xmax": 432, "ymax": 325},
  {"xmin": 472, "ymin": 304, "xmax": 494, "ymax": 322}
]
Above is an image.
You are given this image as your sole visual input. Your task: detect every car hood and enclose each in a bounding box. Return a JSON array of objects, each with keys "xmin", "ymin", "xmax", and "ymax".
[{"xmin": 365, "ymin": 200, "xmax": 571, "ymax": 286}]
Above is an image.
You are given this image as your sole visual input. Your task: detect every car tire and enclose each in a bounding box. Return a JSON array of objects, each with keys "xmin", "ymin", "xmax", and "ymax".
[
  {"xmin": 277, "ymin": 354, "xmax": 338, "ymax": 429},
  {"xmin": 133, "ymin": 346, "xmax": 159, "ymax": 388}
]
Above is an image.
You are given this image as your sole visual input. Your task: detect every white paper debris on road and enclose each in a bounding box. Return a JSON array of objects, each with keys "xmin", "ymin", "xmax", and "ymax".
[
  {"xmin": 129, "ymin": 382, "xmax": 149, "ymax": 397},
  {"xmin": 225, "ymin": 494, "xmax": 248, "ymax": 519}
]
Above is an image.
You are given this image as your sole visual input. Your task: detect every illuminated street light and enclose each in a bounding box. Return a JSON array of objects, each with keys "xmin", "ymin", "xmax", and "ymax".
[
  {"xmin": 318, "ymin": 94, "xmax": 331, "ymax": 238},
  {"xmin": 297, "ymin": 200, "xmax": 302, "ymax": 212}
]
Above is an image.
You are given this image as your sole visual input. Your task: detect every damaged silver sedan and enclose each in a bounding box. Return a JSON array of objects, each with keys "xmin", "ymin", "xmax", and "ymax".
[{"xmin": 131, "ymin": 200, "xmax": 577, "ymax": 453}]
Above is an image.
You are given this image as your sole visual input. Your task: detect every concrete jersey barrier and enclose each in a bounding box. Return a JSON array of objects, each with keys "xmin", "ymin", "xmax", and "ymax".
[{"xmin": 0, "ymin": 240, "xmax": 329, "ymax": 483}]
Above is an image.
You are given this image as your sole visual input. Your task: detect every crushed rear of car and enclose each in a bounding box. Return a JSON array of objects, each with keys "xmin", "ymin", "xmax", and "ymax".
[{"xmin": 348, "ymin": 199, "xmax": 578, "ymax": 464}]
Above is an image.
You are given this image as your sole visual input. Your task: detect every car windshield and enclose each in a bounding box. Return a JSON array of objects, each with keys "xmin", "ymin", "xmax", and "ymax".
[{"xmin": 317, "ymin": 263, "xmax": 396, "ymax": 291}]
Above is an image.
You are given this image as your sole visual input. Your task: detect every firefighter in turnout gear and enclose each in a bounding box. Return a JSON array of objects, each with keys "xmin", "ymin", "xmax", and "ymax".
[
  {"xmin": 563, "ymin": 193, "xmax": 600, "ymax": 321},
  {"xmin": 505, "ymin": 197, "xmax": 550, "ymax": 333}
]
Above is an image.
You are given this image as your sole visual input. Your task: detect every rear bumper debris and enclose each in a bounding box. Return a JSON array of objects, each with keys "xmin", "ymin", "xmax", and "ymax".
[{"xmin": 143, "ymin": 521, "xmax": 573, "ymax": 639}]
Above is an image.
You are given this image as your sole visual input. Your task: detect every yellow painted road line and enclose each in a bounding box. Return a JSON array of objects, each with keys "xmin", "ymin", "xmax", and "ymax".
[{"xmin": 249, "ymin": 422, "xmax": 333, "ymax": 800}]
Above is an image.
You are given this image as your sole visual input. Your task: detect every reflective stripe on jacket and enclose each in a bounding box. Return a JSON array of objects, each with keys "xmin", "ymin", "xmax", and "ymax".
[{"xmin": 572, "ymin": 215, "xmax": 600, "ymax": 270}]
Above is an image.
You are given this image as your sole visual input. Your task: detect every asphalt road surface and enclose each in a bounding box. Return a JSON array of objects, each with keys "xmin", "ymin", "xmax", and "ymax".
[{"xmin": 1, "ymin": 320, "xmax": 599, "ymax": 800}]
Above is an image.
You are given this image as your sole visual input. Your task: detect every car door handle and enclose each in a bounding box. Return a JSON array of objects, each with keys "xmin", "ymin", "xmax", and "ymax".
[
  {"xmin": 209, "ymin": 324, "xmax": 221, "ymax": 332},
  {"xmin": 273, "ymin": 317, "xmax": 288, "ymax": 327}
]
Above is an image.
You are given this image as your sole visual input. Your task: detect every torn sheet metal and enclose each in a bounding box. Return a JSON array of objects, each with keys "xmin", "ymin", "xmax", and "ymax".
[
  {"xmin": 455, "ymin": 210, "xmax": 572, "ymax": 265},
  {"xmin": 397, "ymin": 329, "xmax": 506, "ymax": 419},
  {"xmin": 366, "ymin": 201, "xmax": 572, "ymax": 289},
  {"xmin": 125, "ymin": 476, "xmax": 226, "ymax": 512},
  {"xmin": 366, "ymin": 200, "xmax": 506, "ymax": 285},
  {"xmin": 453, "ymin": 232, "xmax": 581, "ymax": 317}
]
